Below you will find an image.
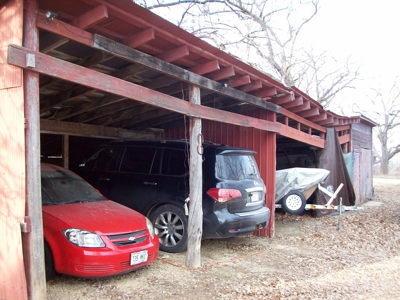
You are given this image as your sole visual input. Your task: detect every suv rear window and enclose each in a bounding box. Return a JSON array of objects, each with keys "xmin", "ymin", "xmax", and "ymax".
[{"xmin": 215, "ymin": 154, "xmax": 260, "ymax": 180}]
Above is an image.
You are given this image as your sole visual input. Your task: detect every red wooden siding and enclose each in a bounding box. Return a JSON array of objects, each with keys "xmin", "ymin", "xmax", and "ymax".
[{"xmin": 0, "ymin": 0, "xmax": 28, "ymax": 299}]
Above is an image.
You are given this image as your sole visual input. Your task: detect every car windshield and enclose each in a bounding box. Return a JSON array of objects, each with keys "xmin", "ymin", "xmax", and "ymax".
[
  {"xmin": 41, "ymin": 169, "xmax": 105, "ymax": 206},
  {"xmin": 215, "ymin": 154, "xmax": 260, "ymax": 180}
]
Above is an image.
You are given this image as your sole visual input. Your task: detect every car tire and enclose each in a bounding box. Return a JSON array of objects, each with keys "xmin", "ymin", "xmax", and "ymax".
[
  {"xmin": 44, "ymin": 241, "xmax": 57, "ymax": 280},
  {"xmin": 150, "ymin": 204, "xmax": 188, "ymax": 253},
  {"xmin": 281, "ymin": 190, "xmax": 307, "ymax": 215}
]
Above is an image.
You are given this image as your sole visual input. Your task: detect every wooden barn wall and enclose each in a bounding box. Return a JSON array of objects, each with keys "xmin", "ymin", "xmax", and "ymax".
[
  {"xmin": 350, "ymin": 123, "xmax": 373, "ymax": 204},
  {"xmin": 351, "ymin": 122, "xmax": 373, "ymax": 150},
  {"xmin": 164, "ymin": 109, "xmax": 277, "ymax": 237},
  {"xmin": 0, "ymin": 0, "xmax": 28, "ymax": 299}
]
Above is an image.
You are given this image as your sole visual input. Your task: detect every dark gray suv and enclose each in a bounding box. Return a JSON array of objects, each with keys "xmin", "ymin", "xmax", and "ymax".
[{"xmin": 74, "ymin": 139, "xmax": 270, "ymax": 253}]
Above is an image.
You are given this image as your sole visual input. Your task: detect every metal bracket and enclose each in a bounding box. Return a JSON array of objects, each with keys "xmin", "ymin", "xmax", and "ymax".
[
  {"xmin": 26, "ymin": 53, "xmax": 35, "ymax": 68},
  {"xmin": 20, "ymin": 216, "xmax": 32, "ymax": 233}
]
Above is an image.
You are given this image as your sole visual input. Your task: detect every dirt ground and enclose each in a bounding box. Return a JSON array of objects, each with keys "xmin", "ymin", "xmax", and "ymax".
[{"xmin": 46, "ymin": 177, "xmax": 400, "ymax": 300}]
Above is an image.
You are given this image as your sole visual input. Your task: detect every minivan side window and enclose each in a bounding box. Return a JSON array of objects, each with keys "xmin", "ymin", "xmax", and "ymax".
[
  {"xmin": 161, "ymin": 149, "xmax": 188, "ymax": 176},
  {"xmin": 81, "ymin": 147, "xmax": 122, "ymax": 171},
  {"xmin": 120, "ymin": 146, "xmax": 161, "ymax": 174}
]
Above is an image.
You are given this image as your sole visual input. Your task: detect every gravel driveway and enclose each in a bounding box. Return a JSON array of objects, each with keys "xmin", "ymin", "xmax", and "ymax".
[{"xmin": 46, "ymin": 177, "xmax": 400, "ymax": 299}]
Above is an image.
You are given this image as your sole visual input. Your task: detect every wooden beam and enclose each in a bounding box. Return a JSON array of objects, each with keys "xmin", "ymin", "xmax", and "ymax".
[
  {"xmin": 297, "ymin": 107, "xmax": 320, "ymax": 118},
  {"xmin": 289, "ymin": 101, "xmax": 310, "ymax": 113},
  {"xmin": 40, "ymin": 119, "xmax": 153, "ymax": 138},
  {"xmin": 8, "ymin": 45, "xmax": 282, "ymax": 133},
  {"xmin": 207, "ymin": 66, "xmax": 235, "ymax": 81},
  {"xmin": 70, "ymin": 4, "xmax": 108, "ymax": 29},
  {"xmin": 122, "ymin": 28, "xmax": 155, "ymax": 48},
  {"xmin": 279, "ymin": 107, "xmax": 326, "ymax": 133},
  {"xmin": 91, "ymin": 34, "xmax": 279, "ymax": 112},
  {"xmin": 240, "ymin": 79, "xmax": 262, "ymax": 92},
  {"xmin": 62, "ymin": 135, "xmax": 69, "ymax": 169},
  {"xmin": 37, "ymin": 12, "xmax": 93, "ymax": 48},
  {"xmin": 272, "ymin": 94, "xmax": 294, "ymax": 105},
  {"xmin": 228, "ymin": 75, "xmax": 251, "ymax": 88},
  {"xmin": 316, "ymin": 115, "xmax": 334, "ymax": 125},
  {"xmin": 188, "ymin": 60, "xmax": 220, "ymax": 75},
  {"xmin": 156, "ymin": 45, "xmax": 189, "ymax": 62},
  {"xmin": 338, "ymin": 134, "xmax": 351, "ymax": 145},
  {"xmin": 308, "ymin": 112, "xmax": 327, "ymax": 122},
  {"xmin": 186, "ymin": 85, "xmax": 202, "ymax": 268},
  {"xmin": 39, "ymin": 6, "xmax": 107, "ymax": 53},
  {"xmin": 70, "ymin": 100, "xmax": 138, "ymax": 124},
  {"xmin": 23, "ymin": 1, "xmax": 45, "ymax": 299},
  {"xmin": 143, "ymin": 75, "xmax": 179, "ymax": 90},
  {"xmin": 335, "ymin": 125, "xmax": 351, "ymax": 132},
  {"xmin": 37, "ymin": 14, "xmax": 280, "ymax": 113},
  {"xmin": 252, "ymin": 87, "xmax": 277, "ymax": 98},
  {"xmin": 279, "ymin": 125, "xmax": 325, "ymax": 148},
  {"xmin": 55, "ymin": 95, "xmax": 127, "ymax": 120},
  {"xmin": 281, "ymin": 96, "xmax": 303, "ymax": 109}
]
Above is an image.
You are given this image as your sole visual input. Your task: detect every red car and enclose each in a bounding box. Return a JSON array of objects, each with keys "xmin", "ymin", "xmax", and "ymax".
[{"xmin": 41, "ymin": 163, "xmax": 159, "ymax": 279}]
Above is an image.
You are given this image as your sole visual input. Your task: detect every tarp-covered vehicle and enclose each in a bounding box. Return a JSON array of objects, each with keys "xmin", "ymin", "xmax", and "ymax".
[{"xmin": 275, "ymin": 168, "xmax": 330, "ymax": 215}]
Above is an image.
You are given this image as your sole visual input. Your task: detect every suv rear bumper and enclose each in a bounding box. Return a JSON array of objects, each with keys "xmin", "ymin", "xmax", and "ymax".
[{"xmin": 202, "ymin": 206, "xmax": 270, "ymax": 239}]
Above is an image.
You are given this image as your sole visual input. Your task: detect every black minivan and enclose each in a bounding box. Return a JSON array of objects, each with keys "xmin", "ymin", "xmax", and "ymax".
[{"xmin": 74, "ymin": 139, "xmax": 270, "ymax": 253}]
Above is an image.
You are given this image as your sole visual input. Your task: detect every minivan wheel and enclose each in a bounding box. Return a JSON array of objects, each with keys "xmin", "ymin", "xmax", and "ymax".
[
  {"xmin": 281, "ymin": 190, "xmax": 307, "ymax": 215},
  {"xmin": 151, "ymin": 204, "xmax": 188, "ymax": 253}
]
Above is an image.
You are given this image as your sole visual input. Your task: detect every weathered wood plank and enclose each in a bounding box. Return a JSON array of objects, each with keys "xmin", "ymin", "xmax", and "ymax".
[
  {"xmin": 279, "ymin": 125, "xmax": 325, "ymax": 148},
  {"xmin": 0, "ymin": 1, "xmax": 27, "ymax": 299},
  {"xmin": 279, "ymin": 107, "xmax": 326, "ymax": 133},
  {"xmin": 92, "ymin": 34, "xmax": 280, "ymax": 113},
  {"xmin": 40, "ymin": 119, "xmax": 153, "ymax": 139},
  {"xmin": 186, "ymin": 85, "xmax": 203, "ymax": 268},
  {"xmin": 8, "ymin": 45, "xmax": 282, "ymax": 134}
]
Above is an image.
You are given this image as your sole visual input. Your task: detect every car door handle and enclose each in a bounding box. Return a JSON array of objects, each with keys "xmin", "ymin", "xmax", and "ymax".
[
  {"xmin": 144, "ymin": 181, "xmax": 157, "ymax": 186},
  {"xmin": 99, "ymin": 178, "xmax": 110, "ymax": 181}
]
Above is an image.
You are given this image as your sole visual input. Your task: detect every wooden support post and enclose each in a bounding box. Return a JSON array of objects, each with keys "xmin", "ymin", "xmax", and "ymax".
[
  {"xmin": 186, "ymin": 85, "xmax": 203, "ymax": 268},
  {"xmin": 22, "ymin": 0, "xmax": 47, "ymax": 299},
  {"xmin": 62, "ymin": 135, "xmax": 69, "ymax": 169}
]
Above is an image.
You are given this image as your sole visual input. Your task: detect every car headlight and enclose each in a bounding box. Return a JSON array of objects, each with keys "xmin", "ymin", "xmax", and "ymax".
[
  {"xmin": 146, "ymin": 218, "xmax": 156, "ymax": 238},
  {"xmin": 63, "ymin": 228, "xmax": 105, "ymax": 247}
]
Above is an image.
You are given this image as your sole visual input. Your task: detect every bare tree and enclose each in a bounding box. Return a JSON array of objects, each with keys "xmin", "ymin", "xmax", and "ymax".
[
  {"xmin": 353, "ymin": 77, "xmax": 400, "ymax": 174},
  {"xmin": 137, "ymin": 0, "xmax": 360, "ymax": 109},
  {"xmin": 295, "ymin": 49, "xmax": 360, "ymax": 108}
]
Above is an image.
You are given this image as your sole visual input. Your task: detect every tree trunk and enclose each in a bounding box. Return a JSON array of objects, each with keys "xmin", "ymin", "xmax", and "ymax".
[
  {"xmin": 380, "ymin": 153, "xmax": 389, "ymax": 174},
  {"xmin": 186, "ymin": 85, "xmax": 203, "ymax": 268},
  {"xmin": 380, "ymin": 141, "xmax": 390, "ymax": 174}
]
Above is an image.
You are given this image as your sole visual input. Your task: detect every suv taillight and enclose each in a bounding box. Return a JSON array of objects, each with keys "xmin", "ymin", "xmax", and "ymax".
[{"xmin": 207, "ymin": 188, "xmax": 242, "ymax": 202}]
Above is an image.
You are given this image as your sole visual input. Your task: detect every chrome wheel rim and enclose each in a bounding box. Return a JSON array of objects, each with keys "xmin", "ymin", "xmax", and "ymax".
[
  {"xmin": 286, "ymin": 194, "xmax": 303, "ymax": 210},
  {"xmin": 154, "ymin": 211, "xmax": 185, "ymax": 247}
]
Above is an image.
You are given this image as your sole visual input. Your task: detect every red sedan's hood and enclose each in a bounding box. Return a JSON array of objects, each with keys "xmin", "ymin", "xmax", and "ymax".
[{"xmin": 42, "ymin": 201, "xmax": 147, "ymax": 235}]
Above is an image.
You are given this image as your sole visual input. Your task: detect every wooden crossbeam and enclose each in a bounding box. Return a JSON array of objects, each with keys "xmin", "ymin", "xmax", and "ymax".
[
  {"xmin": 8, "ymin": 45, "xmax": 282, "ymax": 133},
  {"xmin": 122, "ymin": 28, "xmax": 155, "ymax": 48}
]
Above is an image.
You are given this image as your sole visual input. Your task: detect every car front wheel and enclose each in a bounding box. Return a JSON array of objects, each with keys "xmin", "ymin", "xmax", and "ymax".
[
  {"xmin": 150, "ymin": 204, "xmax": 188, "ymax": 253},
  {"xmin": 44, "ymin": 241, "xmax": 57, "ymax": 280}
]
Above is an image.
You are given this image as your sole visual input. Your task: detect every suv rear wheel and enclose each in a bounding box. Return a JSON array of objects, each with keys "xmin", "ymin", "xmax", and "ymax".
[{"xmin": 151, "ymin": 204, "xmax": 188, "ymax": 253}]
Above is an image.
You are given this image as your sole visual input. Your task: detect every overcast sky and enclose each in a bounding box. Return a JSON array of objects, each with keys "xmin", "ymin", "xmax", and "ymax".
[{"xmin": 300, "ymin": 0, "xmax": 400, "ymax": 115}]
